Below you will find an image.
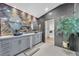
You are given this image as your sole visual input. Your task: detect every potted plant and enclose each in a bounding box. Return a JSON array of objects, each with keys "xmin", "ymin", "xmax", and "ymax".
[{"xmin": 56, "ymin": 17, "xmax": 79, "ymax": 50}]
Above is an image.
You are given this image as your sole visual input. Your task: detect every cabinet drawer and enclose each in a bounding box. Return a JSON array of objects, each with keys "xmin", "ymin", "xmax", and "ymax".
[
  {"xmin": 1, "ymin": 50, "xmax": 10, "ymax": 54},
  {"xmin": 0, "ymin": 42, "xmax": 9, "ymax": 45},
  {"xmin": 0, "ymin": 49, "xmax": 11, "ymax": 56},
  {"xmin": 0, "ymin": 42, "xmax": 10, "ymax": 46},
  {"xmin": 0, "ymin": 44, "xmax": 10, "ymax": 50},
  {"xmin": 0, "ymin": 40, "xmax": 11, "ymax": 56},
  {"xmin": 0, "ymin": 46, "xmax": 10, "ymax": 51},
  {"xmin": 1, "ymin": 52, "xmax": 11, "ymax": 56},
  {"xmin": 0, "ymin": 39, "xmax": 10, "ymax": 43}
]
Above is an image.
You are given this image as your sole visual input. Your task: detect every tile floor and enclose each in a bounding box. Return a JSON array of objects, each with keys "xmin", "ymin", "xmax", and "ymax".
[
  {"xmin": 33, "ymin": 44, "xmax": 76, "ymax": 56},
  {"xmin": 17, "ymin": 38, "xmax": 76, "ymax": 56}
]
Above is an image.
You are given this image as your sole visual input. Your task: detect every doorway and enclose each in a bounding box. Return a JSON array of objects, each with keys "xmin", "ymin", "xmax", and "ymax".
[{"xmin": 45, "ymin": 19, "xmax": 54, "ymax": 45}]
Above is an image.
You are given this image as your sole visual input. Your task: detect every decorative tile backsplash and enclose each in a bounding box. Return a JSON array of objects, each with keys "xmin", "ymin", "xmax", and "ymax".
[{"xmin": 0, "ymin": 3, "xmax": 39, "ymax": 36}]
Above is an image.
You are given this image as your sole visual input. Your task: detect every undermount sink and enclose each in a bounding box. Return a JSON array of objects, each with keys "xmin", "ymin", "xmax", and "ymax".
[{"xmin": 13, "ymin": 33, "xmax": 23, "ymax": 36}]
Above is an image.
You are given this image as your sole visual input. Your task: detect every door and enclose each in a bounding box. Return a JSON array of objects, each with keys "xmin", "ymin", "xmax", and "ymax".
[{"xmin": 45, "ymin": 19, "xmax": 54, "ymax": 44}]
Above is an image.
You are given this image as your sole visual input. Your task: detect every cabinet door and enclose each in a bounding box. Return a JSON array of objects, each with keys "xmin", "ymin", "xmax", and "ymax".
[
  {"xmin": 38, "ymin": 32, "xmax": 42, "ymax": 43},
  {"xmin": 0, "ymin": 39, "xmax": 12, "ymax": 56},
  {"xmin": 20, "ymin": 36, "xmax": 30, "ymax": 51},
  {"xmin": 11, "ymin": 38, "xmax": 21, "ymax": 55},
  {"xmin": 20, "ymin": 37, "xmax": 26, "ymax": 51},
  {"xmin": 38, "ymin": 32, "xmax": 42, "ymax": 42},
  {"xmin": 26, "ymin": 36, "xmax": 30, "ymax": 48},
  {"xmin": 11, "ymin": 36, "xmax": 30, "ymax": 55},
  {"xmin": 32, "ymin": 35, "xmax": 36, "ymax": 46},
  {"xmin": 35, "ymin": 33, "xmax": 42, "ymax": 44},
  {"xmin": 35, "ymin": 33, "xmax": 39, "ymax": 44}
]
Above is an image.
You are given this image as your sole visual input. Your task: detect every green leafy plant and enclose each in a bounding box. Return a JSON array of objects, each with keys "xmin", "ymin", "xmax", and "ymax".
[{"xmin": 57, "ymin": 17, "xmax": 79, "ymax": 41}]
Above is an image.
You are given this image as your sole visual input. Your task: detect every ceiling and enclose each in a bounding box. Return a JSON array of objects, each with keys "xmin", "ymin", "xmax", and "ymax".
[{"xmin": 6, "ymin": 3, "xmax": 63, "ymax": 18}]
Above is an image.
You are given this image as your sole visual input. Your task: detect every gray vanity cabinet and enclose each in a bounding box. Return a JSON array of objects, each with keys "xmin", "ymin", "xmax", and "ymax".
[
  {"xmin": 32, "ymin": 32, "xmax": 42, "ymax": 45},
  {"xmin": 20, "ymin": 36, "xmax": 30, "ymax": 52},
  {"xmin": 35, "ymin": 32, "xmax": 42, "ymax": 44},
  {"xmin": 12, "ymin": 36, "xmax": 30, "ymax": 55},
  {"xmin": 37, "ymin": 32, "xmax": 42, "ymax": 43},
  {"xmin": 11, "ymin": 38, "xmax": 21, "ymax": 55},
  {"xmin": 0, "ymin": 32, "xmax": 42, "ymax": 56},
  {"xmin": 11, "ymin": 36, "xmax": 30, "ymax": 55},
  {"xmin": 32, "ymin": 35, "xmax": 36, "ymax": 45},
  {"xmin": 0, "ymin": 39, "xmax": 12, "ymax": 56}
]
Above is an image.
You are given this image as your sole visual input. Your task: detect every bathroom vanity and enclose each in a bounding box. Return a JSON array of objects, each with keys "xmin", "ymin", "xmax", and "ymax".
[{"xmin": 0, "ymin": 32, "xmax": 42, "ymax": 56}]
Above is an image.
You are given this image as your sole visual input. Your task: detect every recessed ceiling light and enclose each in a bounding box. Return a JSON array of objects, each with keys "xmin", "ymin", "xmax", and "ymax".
[
  {"xmin": 6, "ymin": 9, "xmax": 11, "ymax": 12},
  {"xmin": 48, "ymin": 12, "xmax": 52, "ymax": 15},
  {"xmin": 45, "ymin": 8, "xmax": 49, "ymax": 12}
]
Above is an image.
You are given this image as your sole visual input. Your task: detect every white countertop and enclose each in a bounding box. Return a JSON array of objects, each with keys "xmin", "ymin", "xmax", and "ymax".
[{"xmin": 0, "ymin": 33, "xmax": 35, "ymax": 40}]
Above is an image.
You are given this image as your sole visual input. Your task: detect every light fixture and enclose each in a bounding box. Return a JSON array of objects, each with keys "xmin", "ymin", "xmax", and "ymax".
[
  {"xmin": 48, "ymin": 12, "xmax": 52, "ymax": 15},
  {"xmin": 6, "ymin": 9, "xmax": 11, "ymax": 12},
  {"xmin": 16, "ymin": 20, "xmax": 20, "ymax": 22},
  {"xmin": 45, "ymin": 8, "xmax": 49, "ymax": 12},
  {"xmin": 1, "ymin": 17, "xmax": 8, "ymax": 21}
]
